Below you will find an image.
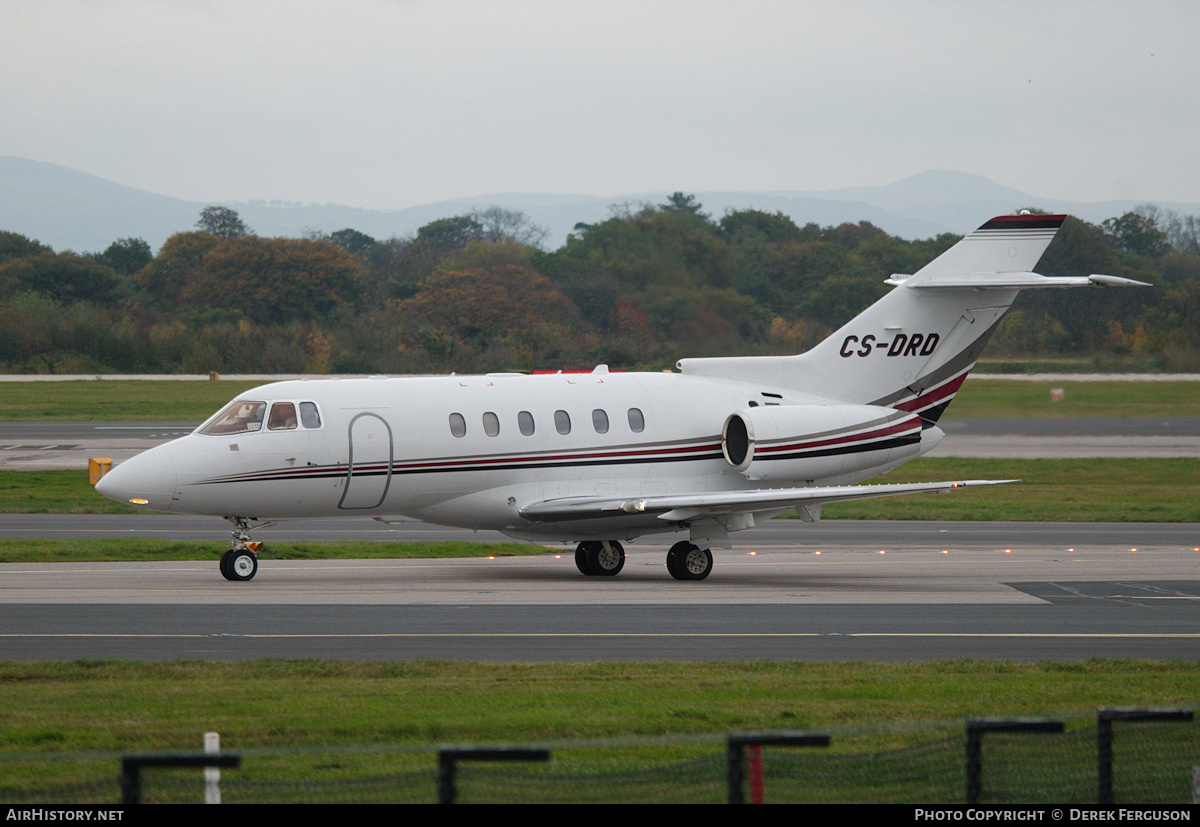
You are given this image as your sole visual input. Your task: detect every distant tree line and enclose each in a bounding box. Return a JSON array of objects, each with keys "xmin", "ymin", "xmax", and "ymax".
[{"xmin": 1, "ymin": 197, "xmax": 1198, "ymax": 375}]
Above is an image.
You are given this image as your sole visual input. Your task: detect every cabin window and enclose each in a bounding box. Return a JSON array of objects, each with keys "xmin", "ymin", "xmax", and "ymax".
[
  {"xmin": 200, "ymin": 400, "xmax": 266, "ymax": 435},
  {"xmin": 299, "ymin": 401, "xmax": 321, "ymax": 429},
  {"xmin": 518, "ymin": 410, "xmax": 535, "ymax": 436},
  {"xmin": 627, "ymin": 407, "xmax": 645, "ymax": 432},
  {"xmin": 268, "ymin": 402, "xmax": 298, "ymax": 430},
  {"xmin": 449, "ymin": 413, "xmax": 466, "ymax": 437},
  {"xmin": 483, "ymin": 411, "xmax": 500, "ymax": 437},
  {"xmin": 592, "ymin": 409, "xmax": 609, "ymax": 434},
  {"xmin": 554, "ymin": 410, "xmax": 571, "ymax": 435}
]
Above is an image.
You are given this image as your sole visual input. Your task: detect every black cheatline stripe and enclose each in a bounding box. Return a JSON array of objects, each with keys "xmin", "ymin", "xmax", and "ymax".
[
  {"xmin": 755, "ymin": 415, "xmax": 919, "ymax": 454},
  {"xmin": 193, "ymin": 448, "xmax": 728, "ymax": 486},
  {"xmin": 759, "ymin": 433, "xmax": 922, "ymax": 462}
]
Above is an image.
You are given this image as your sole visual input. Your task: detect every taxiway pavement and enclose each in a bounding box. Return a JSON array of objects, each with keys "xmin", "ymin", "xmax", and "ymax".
[{"xmin": 1, "ymin": 518, "xmax": 1196, "ymax": 661}]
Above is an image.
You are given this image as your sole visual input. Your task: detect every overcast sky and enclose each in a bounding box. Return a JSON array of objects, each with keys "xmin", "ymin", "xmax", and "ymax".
[{"xmin": 4, "ymin": 0, "xmax": 1197, "ymax": 210}]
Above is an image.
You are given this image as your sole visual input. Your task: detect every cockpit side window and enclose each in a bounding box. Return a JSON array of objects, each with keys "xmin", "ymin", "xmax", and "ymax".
[
  {"xmin": 299, "ymin": 402, "xmax": 321, "ymax": 429},
  {"xmin": 268, "ymin": 402, "xmax": 298, "ymax": 430},
  {"xmin": 200, "ymin": 400, "xmax": 267, "ymax": 435}
]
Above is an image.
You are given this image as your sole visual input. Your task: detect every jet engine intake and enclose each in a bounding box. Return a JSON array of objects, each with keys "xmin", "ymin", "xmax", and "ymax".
[{"xmin": 721, "ymin": 404, "xmax": 923, "ymax": 481}]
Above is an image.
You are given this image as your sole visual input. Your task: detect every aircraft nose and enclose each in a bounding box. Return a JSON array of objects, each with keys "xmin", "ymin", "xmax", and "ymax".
[{"xmin": 95, "ymin": 444, "xmax": 178, "ymax": 511}]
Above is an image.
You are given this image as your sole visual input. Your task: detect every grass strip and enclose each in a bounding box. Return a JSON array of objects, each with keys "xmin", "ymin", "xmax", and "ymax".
[
  {"xmin": 0, "ymin": 379, "xmax": 263, "ymax": 422},
  {"xmin": 820, "ymin": 457, "xmax": 1200, "ymax": 522},
  {"xmin": 942, "ymin": 379, "xmax": 1200, "ymax": 420},
  {"xmin": 0, "ymin": 538, "xmax": 546, "ymax": 564},
  {"xmin": 0, "ymin": 378, "xmax": 1197, "ymax": 421},
  {"xmin": 1, "ymin": 660, "xmax": 1196, "ymax": 753}
]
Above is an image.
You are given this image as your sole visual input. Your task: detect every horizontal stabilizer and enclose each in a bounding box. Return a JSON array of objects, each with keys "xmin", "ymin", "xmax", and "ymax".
[
  {"xmin": 519, "ymin": 479, "xmax": 1017, "ymax": 524},
  {"xmin": 888, "ymin": 271, "xmax": 1152, "ymax": 289}
]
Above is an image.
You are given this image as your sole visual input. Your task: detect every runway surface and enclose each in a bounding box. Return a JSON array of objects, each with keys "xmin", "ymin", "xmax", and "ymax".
[{"xmin": 1, "ymin": 517, "xmax": 1197, "ymax": 662}]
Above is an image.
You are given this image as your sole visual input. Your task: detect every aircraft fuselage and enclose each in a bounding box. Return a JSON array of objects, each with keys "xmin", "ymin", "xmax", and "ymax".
[{"xmin": 103, "ymin": 370, "xmax": 932, "ymax": 541}]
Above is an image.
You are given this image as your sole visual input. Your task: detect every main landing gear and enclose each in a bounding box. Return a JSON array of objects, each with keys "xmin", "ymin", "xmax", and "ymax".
[
  {"xmin": 575, "ymin": 540, "xmax": 625, "ymax": 576},
  {"xmin": 220, "ymin": 517, "xmax": 261, "ymax": 582},
  {"xmin": 573, "ymin": 539, "xmax": 714, "ymax": 580},
  {"xmin": 666, "ymin": 541, "xmax": 713, "ymax": 581}
]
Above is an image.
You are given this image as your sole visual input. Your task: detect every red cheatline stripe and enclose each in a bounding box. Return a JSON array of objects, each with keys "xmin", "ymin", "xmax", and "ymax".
[
  {"xmin": 893, "ymin": 370, "xmax": 971, "ymax": 414},
  {"xmin": 756, "ymin": 415, "xmax": 920, "ymax": 456}
]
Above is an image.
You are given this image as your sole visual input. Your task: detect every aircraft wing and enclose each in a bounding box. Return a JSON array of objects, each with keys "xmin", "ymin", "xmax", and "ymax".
[{"xmin": 518, "ymin": 479, "xmax": 1016, "ymax": 524}]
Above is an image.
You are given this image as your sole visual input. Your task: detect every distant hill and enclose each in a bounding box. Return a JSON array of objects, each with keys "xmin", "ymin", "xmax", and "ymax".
[{"xmin": 4, "ymin": 156, "xmax": 1198, "ymax": 254}]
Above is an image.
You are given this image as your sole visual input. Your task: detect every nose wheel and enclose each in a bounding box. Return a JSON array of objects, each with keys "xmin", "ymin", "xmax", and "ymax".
[
  {"xmin": 220, "ymin": 546, "xmax": 259, "ymax": 581},
  {"xmin": 221, "ymin": 517, "xmax": 261, "ymax": 581}
]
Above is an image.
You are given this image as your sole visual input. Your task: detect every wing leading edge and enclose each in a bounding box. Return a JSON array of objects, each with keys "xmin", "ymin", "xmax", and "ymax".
[{"xmin": 518, "ymin": 479, "xmax": 1017, "ymax": 525}]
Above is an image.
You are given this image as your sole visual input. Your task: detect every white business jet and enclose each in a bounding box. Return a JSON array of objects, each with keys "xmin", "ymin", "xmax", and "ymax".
[{"xmin": 96, "ymin": 214, "xmax": 1147, "ymax": 581}]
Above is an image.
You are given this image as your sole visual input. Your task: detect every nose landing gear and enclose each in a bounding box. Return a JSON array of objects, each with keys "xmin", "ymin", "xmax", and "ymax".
[{"xmin": 221, "ymin": 517, "xmax": 261, "ymax": 581}]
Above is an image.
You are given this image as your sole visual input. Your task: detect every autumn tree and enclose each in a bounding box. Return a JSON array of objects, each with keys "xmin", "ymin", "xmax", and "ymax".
[
  {"xmin": 91, "ymin": 237, "xmax": 152, "ymax": 275},
  {"xmin": 469, "ymin": 206, "xmax": 548, "ymax": 248},
  {"xmin": 0, "ymin": 251, "xmax": 121, "ymax": 304},
  {"xmin": 196, "ymin": 206, "xmax": 252, "ymax": 240},
  {"xmin": 134, "ymin": 231, "xmax": 221, "ymax": 307},
  {"xmin": 178, "ymin": 236, "xmax": 365, "ymax": 323}
]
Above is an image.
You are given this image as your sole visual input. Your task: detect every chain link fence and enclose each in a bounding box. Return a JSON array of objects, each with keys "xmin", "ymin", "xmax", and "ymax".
[{"xmin": 1, "ymin": 708, "xmax": 1194, "ymax": 804}]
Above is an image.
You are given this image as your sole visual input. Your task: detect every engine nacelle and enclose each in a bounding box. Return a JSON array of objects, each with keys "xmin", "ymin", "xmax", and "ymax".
[{"xmin": 721, "ymin": 404, "xmax": 924, "ymax": 481}]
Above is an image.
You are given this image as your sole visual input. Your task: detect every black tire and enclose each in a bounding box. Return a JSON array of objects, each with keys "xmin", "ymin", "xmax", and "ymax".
[
  {"xmin": 575, "ymin": 542, "xmax": 596, "ymax": 575},
  {"xmin": 680, "ymin": 545, "xmax": 713, "ymax": 581},
  {"xmin": 219, "ymin": 549, "xmax": 235, "ymax": 581},
  {"xmin": 588, "ymin": 541, "xmax": 625, "ymax": 576},
  {"xmin": 226, "ymin": 549, "xmax": 258, "ymax": 581},
  {"xmin": 666, "ymin": 541, "xmax": 693, "ymax": 580}
]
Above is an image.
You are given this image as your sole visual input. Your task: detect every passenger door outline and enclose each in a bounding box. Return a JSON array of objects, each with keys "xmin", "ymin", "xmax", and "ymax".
[{"xmin": 338, "ymin": 412, "xmax": 393, "ymax": 510}]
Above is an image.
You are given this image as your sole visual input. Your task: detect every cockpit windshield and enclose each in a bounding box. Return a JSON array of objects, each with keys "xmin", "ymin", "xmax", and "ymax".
[{"xmin": 199, "ymin": 400, "xmax": 267, "ymax": 435}]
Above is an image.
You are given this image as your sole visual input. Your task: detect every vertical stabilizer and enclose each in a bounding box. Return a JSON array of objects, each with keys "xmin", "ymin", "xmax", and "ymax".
[{"xmin": 680, "ymin": 214, "xmax": 1145, "ymax": 423}]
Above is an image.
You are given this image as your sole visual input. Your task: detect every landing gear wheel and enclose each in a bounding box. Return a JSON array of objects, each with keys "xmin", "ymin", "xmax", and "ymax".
[
  {"xmin": 222, "ymin": 516, "xmax": 261, "ymax": 581},
  {"xmin": 666, "ymin": 541, "xmax": 693, "ymax": 580},
  {"xmin": 681, "ymin": 545, "xmax": 713, "ymax": 580},
  {"xmin": 575, "ymin": 542, "xmax": 597, "ymax": 575},
  {"xmin": 588, "ymin": 541, "xmax": 625, "ymax": 576},
  {"xmin": 576, "ymin": 541, "xmax": 625, "ymax": 576},
  {"xmin": 222, "ymin": 548, "xmax": 258, "ymax": 581},
  {"xmin": 667, "ymin": 541, "xmax": 712, "ymax": 581}
]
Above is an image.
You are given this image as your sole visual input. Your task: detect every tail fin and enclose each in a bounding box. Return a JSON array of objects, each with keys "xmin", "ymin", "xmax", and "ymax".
[{"xmin": 679, "ymin": 214, "xmax": 1148, "ymax": 423}]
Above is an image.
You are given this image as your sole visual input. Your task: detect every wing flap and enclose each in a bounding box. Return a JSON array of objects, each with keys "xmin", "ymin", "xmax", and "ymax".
[{"xmin": 518, "ymin": 479, "xmax": 1017, "ymax": 524}]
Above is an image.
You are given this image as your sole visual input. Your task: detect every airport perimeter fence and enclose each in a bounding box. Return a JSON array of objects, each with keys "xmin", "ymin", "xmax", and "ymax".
[{"xmin": 1, "ymin": 708, "xmax": 1195, "ymax": 805}]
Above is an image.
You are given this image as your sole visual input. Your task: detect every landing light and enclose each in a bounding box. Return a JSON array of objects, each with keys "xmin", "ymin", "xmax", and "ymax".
[{"xmin": 129, "ymin": 498, "xmax": 149, "ymax": 505}]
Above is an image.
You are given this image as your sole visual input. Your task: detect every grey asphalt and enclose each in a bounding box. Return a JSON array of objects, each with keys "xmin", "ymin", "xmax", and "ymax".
[{"xmin": 1, "ymin": 518, "xmax": 1196, "ymax": 661}]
